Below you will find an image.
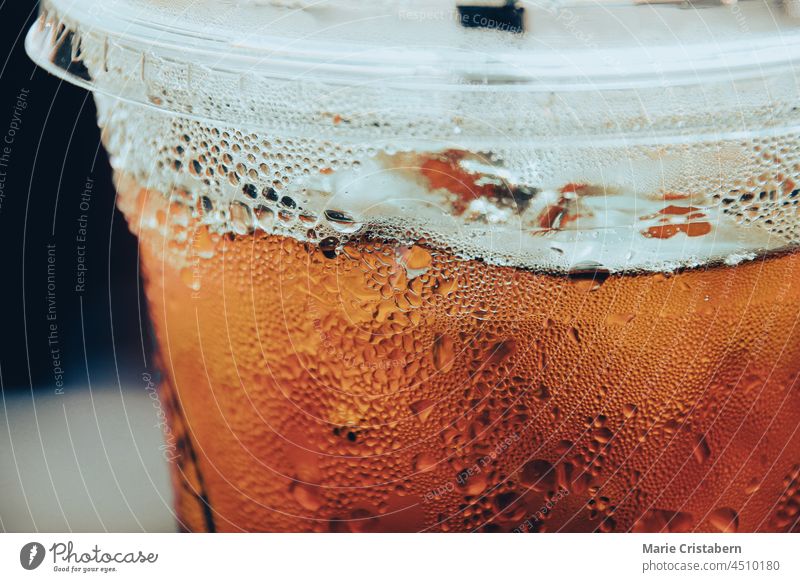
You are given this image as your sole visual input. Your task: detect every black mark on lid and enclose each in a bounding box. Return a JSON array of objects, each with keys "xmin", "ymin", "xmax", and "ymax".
[{"xmin": 457, "ymin": 1, "xmax": 525, "ymax": 34}]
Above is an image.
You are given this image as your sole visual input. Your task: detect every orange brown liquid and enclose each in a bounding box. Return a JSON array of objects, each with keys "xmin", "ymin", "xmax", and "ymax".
[{"xmin": 119, "ymin": 175, "xmax": 800, "ymax": 533}]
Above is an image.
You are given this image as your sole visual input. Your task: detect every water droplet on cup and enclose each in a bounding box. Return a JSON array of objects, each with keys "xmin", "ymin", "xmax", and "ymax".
[
  {"xmin": 324, "ymin": 209, "xmax": 363, "ymax": 234},
  {"xmin": 708, "ymin": 507, "xmax": 739, "ymax": 533}
]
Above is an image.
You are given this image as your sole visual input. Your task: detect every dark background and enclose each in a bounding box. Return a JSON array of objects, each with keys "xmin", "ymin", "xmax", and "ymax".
[{"xmin": 0, "ymin": 1, "xmax": 151, "ymax": 392}]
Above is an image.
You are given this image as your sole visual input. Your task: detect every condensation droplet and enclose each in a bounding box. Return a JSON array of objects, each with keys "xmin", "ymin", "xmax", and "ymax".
[
  {"xmin": 457, "ymin": 470, "xmax": 488, "ymax": 496},
  {"xmin": 413, "ymin": 453, "xmax": 438, "ymax": 473},
  {"xmin": 324, "ymin": 209, "xmax": 363, "ymax": 234},
  {"xmin": 520, "ymin": 459, "xmax": 556, "ymax": 491},
  {"xmin": 254, "ymin": 205, "xmax": 274, "ymax": 231},
  {"xmin": 402, "ymin": 245, "xmax": 433, "ymax": 270},
  {"xmin": 242, "ymin": 183, "xmax": 258, "ymax": 199},
  {"xmin": 433, "ymin": 335, "xmax": 455, "ymax": 373},
  {"xmin": 568, "ymin": 262, "xmax": 610, "ymax": 292},
  {"xmin": 319, "ymin": 236, "xmax": 339, "ymax": 259},
  {"xmin": 292, "ymin": 484, "xmax": 322, "ymax": 512},
  {"xmin": 410, "ymin": 400, "xmax": 435, "ymax": 422},
  {"xmin": 708, "ymin": 507, "xmax": 739, "ymax": 533},
  {"xmin": 693, "ymin": 434, "xmax": 712, "ymax": 464},
  {"xmin": 744, "ymin": 478, "xmax": 761, "ymax": 495},
  {"xmin": 230, "ymin": 201, "xmax": 253, "ymax": 235}
]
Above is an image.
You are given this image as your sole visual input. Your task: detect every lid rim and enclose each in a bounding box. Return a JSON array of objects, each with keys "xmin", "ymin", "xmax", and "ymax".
[{"xmin": 35, "ymin": 0, "xmax": 800, "ymax": 88}]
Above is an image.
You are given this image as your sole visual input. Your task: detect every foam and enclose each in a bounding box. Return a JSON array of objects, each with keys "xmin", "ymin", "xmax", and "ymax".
[
  {"xmin": 95, "ymin": 92, "xmax": 798, "ymax": 274},
  {"xmin": 287, "ymin": 152, "xmax": 789, "ymax": 272}
]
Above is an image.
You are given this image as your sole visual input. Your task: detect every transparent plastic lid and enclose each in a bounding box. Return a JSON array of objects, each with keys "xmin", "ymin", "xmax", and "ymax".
[
  {"xmin": 26, "ymin": 1, "xmax": 800, "ymax": 88},
  {"xmin": 25, "ymin": 1, "xmax": 800, "ymax": 135}
]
